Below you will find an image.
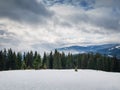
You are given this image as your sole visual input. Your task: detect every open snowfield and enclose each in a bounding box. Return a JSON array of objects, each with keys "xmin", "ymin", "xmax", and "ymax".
[{"xmin": 0, "ymin": 70, "xmax": 120, "ymax": 90}]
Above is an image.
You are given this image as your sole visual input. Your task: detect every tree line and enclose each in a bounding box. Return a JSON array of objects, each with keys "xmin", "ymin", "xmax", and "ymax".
[{"xmin": 0, "ymin": 48, "xmax": 120, "ymax": 72}]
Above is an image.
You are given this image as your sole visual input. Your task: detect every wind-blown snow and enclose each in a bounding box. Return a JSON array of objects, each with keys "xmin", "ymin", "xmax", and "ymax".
[{"xmin": 0, "ymin": 70, "xmax": 120, "ymax": 90}]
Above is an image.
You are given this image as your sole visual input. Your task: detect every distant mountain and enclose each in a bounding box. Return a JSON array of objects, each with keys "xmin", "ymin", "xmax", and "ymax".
[{"xmin": 57, "ymin": 44, "xmax": 120, "ymax": 59}]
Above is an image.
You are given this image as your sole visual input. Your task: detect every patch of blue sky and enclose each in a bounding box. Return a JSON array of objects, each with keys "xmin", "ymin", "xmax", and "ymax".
[
  {"xmin": 79, "ymin": 0, "xmax": 95, "ymax": 10},
  {"xmin": 42, "ymin": 0, "xmax": 64, "ymax": 6},
  {"xmin": 43, "ymin": 0, "xmax": 95, "ymax": 10}
]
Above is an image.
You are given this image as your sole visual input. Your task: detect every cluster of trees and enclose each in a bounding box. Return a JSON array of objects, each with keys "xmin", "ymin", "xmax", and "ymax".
[{"xmin": 0, "ymin": 49, "xmax": 120, "ymax": 72}]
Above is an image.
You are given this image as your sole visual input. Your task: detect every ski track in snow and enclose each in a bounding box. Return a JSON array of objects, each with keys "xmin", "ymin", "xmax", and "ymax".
[{"xmin": 0, "ymin": 69, "xmax": 120, "ymax": 90}]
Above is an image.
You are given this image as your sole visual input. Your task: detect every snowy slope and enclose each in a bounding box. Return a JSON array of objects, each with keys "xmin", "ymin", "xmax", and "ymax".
[{"xmin": 0, "ymin": 70, "xmax": 120, "ymax": 90}]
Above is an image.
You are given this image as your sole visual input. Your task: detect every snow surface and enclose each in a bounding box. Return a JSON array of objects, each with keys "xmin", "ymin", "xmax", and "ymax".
[{"xmin": 0, "ymin": 70, "xmax": 120, "ymax": 90}]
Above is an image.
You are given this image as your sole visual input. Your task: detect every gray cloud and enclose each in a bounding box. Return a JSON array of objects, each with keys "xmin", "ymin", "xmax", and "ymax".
[
  {"xmin": 43, "ymin": 0, "xmax": 95, "ymax": 9},
  {"xmin": 0, "ymin": 0, "xmax": 54, "ymax": 24},
  {"xmin": 43, "ymin": 0, "xmax": 120, "ymax": 8},
  {"xmin": 0, "ymin": 37, "xmax": 20, "ymax": 46},
  {"xmin": 0, "ymin": 30, "xmax": 15, "ymax": 36},
  {"xmin": 94, "ymin": 17, "xmax": 120, "ymax": 31},
  {"xmin": 0, "ymin": 29, "xmax": 20, "ymax": 45},
  {"xmin": 0, "ymin": 0, "xmax": 120, "ymax": 53},
  {"xmin": 78, "ymin": 12, "xmax": 119, "ymax": 32},
  {"xmin": 44, "ymin": 0, "xmax": 120, "ymax": 32},
  {"xmin": 32, "ymin": 42, "xmax": 56, "ymax": 50},
  {"xmin": 0, "ymin": 30, "xmax": 5, "ymax": 35}
]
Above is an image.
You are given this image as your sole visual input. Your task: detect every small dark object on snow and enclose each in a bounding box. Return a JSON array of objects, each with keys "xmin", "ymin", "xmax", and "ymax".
[{"xmin": 75, "ymin": 66, "xmax": 78, "ymax": 72}]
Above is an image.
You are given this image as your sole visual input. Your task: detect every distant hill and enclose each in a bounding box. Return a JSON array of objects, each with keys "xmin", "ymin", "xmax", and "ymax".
[{"xmin": 57, "ymin": 44, "xmax": 120, "ymax": 59}]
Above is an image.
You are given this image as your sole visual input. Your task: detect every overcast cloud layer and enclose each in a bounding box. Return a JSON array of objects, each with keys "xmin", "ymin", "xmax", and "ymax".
[{"xmin": 0, "ymin": 0, "xmax": 120, "ymax": 53}]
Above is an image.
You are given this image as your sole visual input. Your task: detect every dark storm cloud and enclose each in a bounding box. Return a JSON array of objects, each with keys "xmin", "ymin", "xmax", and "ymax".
[{"xmin": 0, "ymin": 0, "xmax": 53, "ymax": 24}]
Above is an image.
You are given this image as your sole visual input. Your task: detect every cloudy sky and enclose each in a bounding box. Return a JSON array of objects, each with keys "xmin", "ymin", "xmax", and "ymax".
[{"xmin": 0, "ymin": 0, "xmax": 120, "ymax": 53}]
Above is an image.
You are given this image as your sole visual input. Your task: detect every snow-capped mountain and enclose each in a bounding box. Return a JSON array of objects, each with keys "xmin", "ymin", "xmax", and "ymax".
[{"xmin": 57, "ymin": 44, "xmax": 120, "ymax": 59}]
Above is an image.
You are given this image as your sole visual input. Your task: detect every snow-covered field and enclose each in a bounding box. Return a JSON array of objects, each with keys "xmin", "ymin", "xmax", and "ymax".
[{"xmin": 0, "ymin": 70, "xmax": 120, "ymax": 90}]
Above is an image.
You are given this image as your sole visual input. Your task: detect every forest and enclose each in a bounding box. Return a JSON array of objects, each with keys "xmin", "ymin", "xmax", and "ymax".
[{"xmin": 0, "ymin": 48, "xmax": 120, "ymax": 72}]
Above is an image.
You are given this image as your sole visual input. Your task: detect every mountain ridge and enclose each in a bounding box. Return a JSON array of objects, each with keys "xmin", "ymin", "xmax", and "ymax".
[{"xmin": 57, "ymin": 43, "xmax": 120, "ymax": 59}]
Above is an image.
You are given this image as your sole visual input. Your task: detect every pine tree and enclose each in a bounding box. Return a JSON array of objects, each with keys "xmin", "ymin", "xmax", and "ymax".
[
  {"xmin": 33, "ymin": 54, "xmax": 41, "ymax": 69},
  {"xmin": 3, "ymin": 49, "xmax": 8, "ymax": 70},
  {"xmin": 49, "ymin": 51, "xmax": 53, "ymax": 69},
  {"xmin": 0, "ymin": 51, "xmax": 4, "ymax": 70},
  {"xmin": 42, "ymin": 52, "xmax": 47, "ymax": 69},
  {"xmin": 77, "ymin": 54, "xmax": 82, "ymax": 69},
  {"xmin": 81, "ymin": 54, "xmax": 88, "ymax": 69},
  {"xmin": 12, "ymin": 52, "xmax": 17, "ymax": 69},
  {"xmin": 61, "ymin": 52, "xmax": 66, "ymax": 69},
  {"xmin": 25, "ymin": 51, "xmax": 34, "ymax": 69},
  {"xmin": 7, "ymin": 49, "xmax": 17, "ymax": 70},
  {"xmin": 57, "ymin": 53, "xmax": 62, "ymax": 69},
  {"xmin": 87, "ymin": 53, "xmax": 96, "ymax": 69},
  {"xmin": 16, "ymin": 52, "xmax": 22, "ymax": 69},
  {"xmin": 66, "ymin": 53, "xmax": 73, "ymax": 69},
  {"xmin": 21, "ymin": 60, "xmax": 27, "ymax": 69},
  {"xmin": 53, "ymin": 49, "xmax": 58, "ymax": 69}
]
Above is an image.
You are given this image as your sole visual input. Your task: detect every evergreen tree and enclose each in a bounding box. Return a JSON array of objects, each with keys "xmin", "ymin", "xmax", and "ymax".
[
  {"xmin": 53, "ymin": 49, "xmax": 58, "ymax": 69},
  {"xmin": 77, "ymin": 54, "xmax": 82, "ymax": 69},
  {"xmin": 16, "ymin": 52, "xmax": 22, "ymax": 69},
  {"xmin": 3, "ymin": 49, "xmax": 8, "ymax": 70},
  {"xmin": 12, "ymin": 52, "xmax": 17, "ymax": 69},
  {"xmin": 49, "ymin": 51, "xmax": 53, "ymax": 69},
  {"xmin": 33, "ymin": 54, "xmax": 41, "ymax": 69},
  {"xmin": 81, "ymin": 54, "xmax": 88, "ymax": 69},
  {"xmin": 87, "ymin": 53, "xmax": 96, "ymax": 69},
  {"xmin": 21, "ymin": 60, "xmax": 27, "ymax": 69},
  {"xmin": 61, "ymin": 52, "xmax": 66, "ymax": 69},
  {"xmin": 42, "ymin": 52, "xmax": 47, "ymax": 69},
  {"xmin": 0, "ymin": 51, "xmax": 4, "ymax": 70},
  {"xmin": 7, "ymin": 49, "xmax": 17, "ymax": 70},
  {"xmin": 25, "ymin": 51, "xmax": 34, "ymax": 69},
  {"xmin": 57, "ymin": 53, "xmax": 62, "ymax": 69},
  {"xmin": 66, "ymin": 53, "xmax": 73, "ymax": 69}
]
